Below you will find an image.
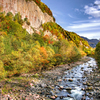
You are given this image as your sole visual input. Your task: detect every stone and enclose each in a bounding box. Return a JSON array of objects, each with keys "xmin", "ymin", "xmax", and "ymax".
[
  {"xmin": 59, "ymin": 86, "xmax": 64, "ymax": 89},
  {"xmin": 86, "ymin": 87, "xmax": 93, "ymax": 90},
  {"xmin": 81, "ymin": 96, "xmax": 86, "ymax": 100},
  {"xmin": 66, "ymin": 87, "xmax": 72, "ymax": 90},
  {"xmin": 81, "ymin": 67, "xmax": 84, "ymax": 69},
  {"xmin": 60, "ymin": 96, "xmax": 63, "ymax": 99},
  {"xmin": 81, "ymin": 88, "xmax": 85, "ymax": 91},
  {"xmin": 63, "ymin": 79, "xmax": 67, "ymax": 81},
  {"xmin": 68, "ymin": 79, "xmax": 73, "ymax": 82},
  {"xmin": 57, "ymin": 79, "xmax": 62, "ymax": 82},
  {"xmin": 86, "ymin": 82, "xmax": 92, "ymax": 86},
  {"xmin": 50, "ymin": 96, "xmax": 56, "ymax": 99},
  {"xmin": 83, "ymin": 82, "xmax": 87, "ymax": 85},
  {"xmin": 54, "ymin": 95, "xmax": 58, "ymax": 98},
  {"xmin": 40, "ymin": 83, "xmax": 47, "ymax": 88},
  {"xmin": 67, "ymin": 94, "xmax": 71, "ymax": 97}
]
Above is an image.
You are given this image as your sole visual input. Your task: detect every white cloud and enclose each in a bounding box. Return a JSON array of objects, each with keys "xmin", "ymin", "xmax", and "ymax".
[
  {"xmin": 52, "ymin": 10, "xmax": 63, "ymax": 17},
  {"xmin": 67, "ymin": 21, "xmax": 100, "ymax": 29},
  {"xmin": 75, "ymin": 8, "xmax": 80, "ymax": 12},
  {"xmin": 84, "ymin": 0, "xmax": 100, "ymax": 18},
  {"xmin": 78, "ymin": 32, "xmax": 100, "ymax": 39},
  {"xmin": 66, "ymin": 19, "xmax": 100, "ymax": 39},
  {"xmin": 68, "ymin": 14, "xmax": 74, "ymax": 18},
  {"xmin": 95, "ymin": 0, "xmax": 100, "ymax": 4},
  {"xmin": 88, "ymin": 17, "xmax": 92, "ymax": 19}
]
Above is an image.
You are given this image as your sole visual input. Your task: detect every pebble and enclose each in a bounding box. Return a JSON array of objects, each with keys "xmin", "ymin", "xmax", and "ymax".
[
  {"xmin": 67, "ymin": 94, "xmax": 71, "ymax": 97},
  {"xmin": 81, "ymin": 96, "xmax": 86, "ymax": 100},
  {"xmin": 68, "ymin": 79, "xmax": 73, "ymax": 82},
  {"xmin": 59, "ymin": 86, "xmax": 64, "ymax": 89},
  {"xmin": 57, "ymin": 79, "xmax": 62, "ymax": 82},
  {"xmin": 66, "ymin": 87, "xmax": 72, "ymax": 90},
  {"xmin": 40, "ymin": 83, "xmax": 47, "ymax": 88},
  {"xmin": 50, "ymin": 96, "xmax": 56, "ymax": 99}
]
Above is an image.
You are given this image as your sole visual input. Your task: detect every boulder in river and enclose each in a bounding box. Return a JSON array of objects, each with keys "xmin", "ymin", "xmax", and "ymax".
[
  {"xmin": 66, "ymin": 87, "xmax": 72, "ymax": 90},
  {"xmin": 50, "ymin": 96, "xmax": 56, "ymax": 99},
  {"xmin": 86, "ymin": 87, "xmax": 93, "ymax": 91},
  {"xmin": 68, "ymin": 79, "xmax": 73, "ymax": 82},
  {"xmin": 57, "ymin": 79, "xmax": 62, "ymax": 82}
]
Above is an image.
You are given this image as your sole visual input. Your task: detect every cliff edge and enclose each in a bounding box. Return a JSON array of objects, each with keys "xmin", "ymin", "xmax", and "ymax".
[{"xmin": 0, "ymin": 0, "xmax": 53, "ymax": 33}]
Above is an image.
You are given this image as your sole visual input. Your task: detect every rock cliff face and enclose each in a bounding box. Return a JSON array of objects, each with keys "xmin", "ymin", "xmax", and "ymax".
[{"xmin": 0, "ymin": 0, "xmax": 53, "ymax": 33}]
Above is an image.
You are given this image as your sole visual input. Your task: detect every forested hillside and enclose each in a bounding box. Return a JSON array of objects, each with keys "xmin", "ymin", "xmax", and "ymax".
[
  {"xmin": 42, "ymin": 22, "xmax": 93, "ymax": 55},
  {"xmin": 95, "ymin": 41, "xmax": 100, "ymax": 68},
  {"xmin": 81, "ymin": 36, "xmax": 99, "ymax": 48},
  {"xmin": 0, "ymin": 12, "xmax": 94, "ymax": 78}
]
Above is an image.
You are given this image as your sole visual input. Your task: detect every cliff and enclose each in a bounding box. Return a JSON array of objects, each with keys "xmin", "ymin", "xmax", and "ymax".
[{"xmin": 0, "ymin": 0, "xmax": 53, "ymax": 34}]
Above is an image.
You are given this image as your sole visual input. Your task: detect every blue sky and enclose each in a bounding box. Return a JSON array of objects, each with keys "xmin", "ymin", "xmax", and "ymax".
[{"xmin": 41, "ymin": 0, "xmax": 100, "ymax": 39}]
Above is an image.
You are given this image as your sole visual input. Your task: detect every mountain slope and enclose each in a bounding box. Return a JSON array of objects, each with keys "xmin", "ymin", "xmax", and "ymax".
[
  {"xmin": 0, "ymin": 0, "xmax": 94, "ymax": 79},
  {"xmin": 81, "ymin": 36, "xmax": 99, "ymax": 48},
  {"xmin": 42, "ymin": 22, "xmax": 90, "ymax": 48}
]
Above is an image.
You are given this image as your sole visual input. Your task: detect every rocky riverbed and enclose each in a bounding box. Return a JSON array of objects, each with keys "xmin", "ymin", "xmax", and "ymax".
[{"xmin": 0, "ymin": 56, "xmax": 100, "ymax": 100}]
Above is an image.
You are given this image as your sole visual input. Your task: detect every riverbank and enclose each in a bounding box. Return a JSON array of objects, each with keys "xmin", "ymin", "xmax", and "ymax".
[
  {"xmin": 0, "ymin": 56, "xmax": 90, "ymax": 100},
  {"xmin": 86, "ymin": 64, "xmax": 100, "ymax": 100}
]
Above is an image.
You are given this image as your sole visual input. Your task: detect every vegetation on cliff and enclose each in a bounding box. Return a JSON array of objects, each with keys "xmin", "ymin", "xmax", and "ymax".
[
  {"xmin": 95, "ymin": 41, "xmax": 100, "ymax": 68},
  {"xmin": 0, "ymin": 12, "xmax": 82, "ymax": 78},
  {"xmin": 0, "ymin": 11, "xmax": 94, "ymax": 79},
  {"xmin": 42, "ymin": 22, "xmax": 94, "ymax": 55},
  {"xmin": 25, "ymin": 0, "xmax": 55, "ymax": 21}
]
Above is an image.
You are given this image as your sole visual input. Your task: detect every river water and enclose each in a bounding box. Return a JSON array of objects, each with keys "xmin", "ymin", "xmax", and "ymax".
[{"xmin": 52, "ymin": 57, "xmax": 97, "ymax": 100}]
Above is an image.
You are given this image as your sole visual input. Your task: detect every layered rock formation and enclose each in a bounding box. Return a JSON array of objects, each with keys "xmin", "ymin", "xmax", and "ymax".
[{"xmin": 0, "ymin": 0, "xmax": 53, "ymax": 33}]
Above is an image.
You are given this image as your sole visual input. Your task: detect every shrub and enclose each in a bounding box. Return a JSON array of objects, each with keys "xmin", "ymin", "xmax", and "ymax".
[
  {"xmin": 0, "ymin": 60, "xmax": 6, "ymax": 78},
  {"xmin": 26, "ymin": 20, "xmax": 30, "ymax": 25},
  {"xmin": 52, "ymin": 54, "xmax": 64, "ymax": 65},
  {"xmin": 6, "ymin": 12, "xmax": 14, "ymax": 19},
  {"xmin": 0, "ymin": 36, "xmax": 5, "ymax": 54},
  {"xmin": 95, "ymin": 42, "xmax": 100, "ymax": 68},
  {"xmin": 14, "ymin": 12, "xmax": 24, "ymax": 25}
]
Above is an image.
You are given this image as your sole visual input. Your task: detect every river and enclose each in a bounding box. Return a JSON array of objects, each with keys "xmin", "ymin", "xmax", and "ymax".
[{"xmin": 48, "ymin": 57, "xmax": 98, "ymax": 100}]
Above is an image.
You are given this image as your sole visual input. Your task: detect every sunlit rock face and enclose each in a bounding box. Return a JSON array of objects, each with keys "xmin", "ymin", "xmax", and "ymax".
[{"xmin": 0, "ymin": 0, "xmax": 53, "ymax": 34}]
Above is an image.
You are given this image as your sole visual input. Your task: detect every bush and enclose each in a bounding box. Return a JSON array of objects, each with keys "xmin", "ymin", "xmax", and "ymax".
[
  {"xmin": 95, "ymin": 42, "xmax": 100, "ymax": 68},
  {"xmin": 26, "ymin": 20, "xmax": 30, "ymax": 25},
  {"xmin": 0, "ymin": 60, "xmax": 6, "ymax": 78},
  {"xmin": 14, "ymin": 12, "xmax": 24, "ymax": 25},
  {"xmin": 0, "ymin": 36, "xmax": 5, "ymax": 54}
]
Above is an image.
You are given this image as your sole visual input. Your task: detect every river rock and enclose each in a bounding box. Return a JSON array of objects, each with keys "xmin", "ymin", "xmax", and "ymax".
[
  {"xmin": 59, "ymin": 86, "xmax": 64, "ymax": 89},
  {"xmin": 83, "ymin": 82, "xmax": 87, "ymax": 85},
  {"xmin": 86, "ymin": 87, "xmax": 93, "ymax": 91},
  {"xmin": 50, "ymin": 96, "xmax": 56, "ymax": 99},
  {"xmin": 60, "ymin": 96, "xmax": 64, "ymax": 99},
  {"xmin": 40, "ymin": 83, "xmax": 47, "ymax": 88},
  {"xmin": 66, "ymin": 87, "xmax": 72, "ymax": 90},
  {"xmin": 54, "ymin": 95, "xmax": 58, "ymax": 98},
  {"xmin": 68, "ymin": 79, "xmax": 73, "ymax": 82},
  {"xmin": 67, "ymin": 94, "xmax": 71, "ymax": 97},
  {"xmin": 86, "ymin": 82, "xmax": 92, "ymax": 86},
  {"xmin": 57, "ymin": 79, "xmax": 62, "ymax": 82},
  {"xmin": 94, "ymin": 83, "xmax": 100, "ymax": 86},
  {"xmin": 81, "ymin": 88, "xmax": 85, "ymax": 91},
  {"xmin": 63, "ymin": 79, "xmax": 67, "ymax": 81},
  {"xmin": 81, "ymin": 96, "xmax": 86, "ymax": 100},
  {"xmin": 81, "ymin": 67, "xmax": 84, "ymax": 69}
]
